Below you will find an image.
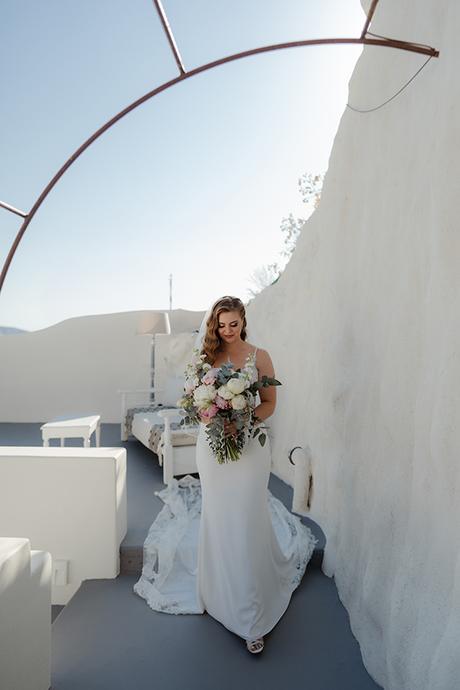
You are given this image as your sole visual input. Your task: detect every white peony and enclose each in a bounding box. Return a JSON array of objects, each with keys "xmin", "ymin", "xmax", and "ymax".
[
  {"xmin": 231, "ymin": 394, "xmax": 247, "ymax": 410},
  {"xmin": 197, "ymin": 397, "xmax": 216, "ymax": 410},
  {"xmin": 227, "ymin": 377, "xmax": 246, "ymax": 395},
  {"xmin": 193, "ymin": 384, "xmax": 217, "ymax": 404},
  {"xmin": 217, "ymin": 384, "xmax": 234, "ymax": 400}
]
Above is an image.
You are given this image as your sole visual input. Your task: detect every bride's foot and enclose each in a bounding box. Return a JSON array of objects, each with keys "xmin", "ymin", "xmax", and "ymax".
[{"xmin": 246, "ymin": 637, "xmax": 264, "ymax": 654}]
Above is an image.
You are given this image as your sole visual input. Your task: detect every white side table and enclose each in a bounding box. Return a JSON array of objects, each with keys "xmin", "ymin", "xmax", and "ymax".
[{"xmin": 40, "ymin": 415, "xmax": 101, "ymax": 448}]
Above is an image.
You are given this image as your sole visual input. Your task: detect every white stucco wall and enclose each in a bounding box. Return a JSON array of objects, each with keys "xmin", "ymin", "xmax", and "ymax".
[
  {"xmin": 248, "ymin": 2, "xmax": 459, "ymax": 689},
  {"xmin": 0, "ymin": 309, "xmax": 203, "ymax": 424}
]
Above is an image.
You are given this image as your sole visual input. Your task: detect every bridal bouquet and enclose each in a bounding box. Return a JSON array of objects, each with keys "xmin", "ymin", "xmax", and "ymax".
[{"xmin": 177, "ymin": 349, "xmax": 281, "ymax": 464}]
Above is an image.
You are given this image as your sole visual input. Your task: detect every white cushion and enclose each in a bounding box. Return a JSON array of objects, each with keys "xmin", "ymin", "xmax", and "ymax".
[{"xmin": 162, "ymin": 376, "xmax": 185, "ymax": 407}]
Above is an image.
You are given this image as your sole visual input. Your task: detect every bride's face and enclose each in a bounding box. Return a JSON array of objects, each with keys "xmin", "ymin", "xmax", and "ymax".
[{"xmin": 217, "ymin": 310, "xmax": 242, "ymax": 344}]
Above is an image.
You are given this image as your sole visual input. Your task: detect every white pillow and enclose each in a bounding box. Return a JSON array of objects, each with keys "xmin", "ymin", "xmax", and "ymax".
[{"xmin": 160, "ymin": 376, "xmax": 185, "ymax": 407}]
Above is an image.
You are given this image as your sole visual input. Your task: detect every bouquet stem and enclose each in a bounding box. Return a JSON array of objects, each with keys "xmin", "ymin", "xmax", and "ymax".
[{"xmin": 216, "ymin": 435, "xmax": 241, "ymax": 463}]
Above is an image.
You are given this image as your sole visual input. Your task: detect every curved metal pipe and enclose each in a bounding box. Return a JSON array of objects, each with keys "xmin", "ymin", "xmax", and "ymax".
[{"xmin": 0, "ymin": 36, "xmax": 439, "ymax": 293}]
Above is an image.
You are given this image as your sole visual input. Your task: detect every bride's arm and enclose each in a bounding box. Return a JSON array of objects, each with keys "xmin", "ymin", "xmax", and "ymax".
[{"xmin": 254, "ymin": 349, "xmax": 276, "ymax": 422}]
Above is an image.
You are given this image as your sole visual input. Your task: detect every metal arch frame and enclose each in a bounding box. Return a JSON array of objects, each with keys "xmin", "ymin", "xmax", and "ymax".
[{"xmin": 0, "ymin": 0, "xmax": 439, "ymax": 294}]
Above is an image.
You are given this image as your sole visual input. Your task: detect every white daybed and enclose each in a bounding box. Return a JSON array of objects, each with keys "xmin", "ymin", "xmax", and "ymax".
[{"xmin": 120, "ymin": 332, "xmax": 199, "ymax": 484}]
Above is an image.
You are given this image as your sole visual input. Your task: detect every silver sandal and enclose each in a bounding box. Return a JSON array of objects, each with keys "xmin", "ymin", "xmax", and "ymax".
[{"xmin": 246, "ymin": 637, "xmax": 264, "ymax": 654}]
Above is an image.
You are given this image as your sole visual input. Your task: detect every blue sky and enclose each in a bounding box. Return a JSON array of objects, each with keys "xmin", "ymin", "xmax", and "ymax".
[{"xmin": 0, "ymin": 0, "xmax": 364, "ymax": 330}]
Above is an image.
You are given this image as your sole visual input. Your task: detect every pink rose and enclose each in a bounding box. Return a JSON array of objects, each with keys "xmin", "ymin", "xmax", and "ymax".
[
  {"xmin": 202, "ymin": 368, "xmax": 219, "ymax": 385},
  {"xmin": 200, "ymin": 404, "xmax": 219, "ymax": 422},
  {"xmin": 215, "ymin": 395, "xmax": 230, "ymax": 410}
]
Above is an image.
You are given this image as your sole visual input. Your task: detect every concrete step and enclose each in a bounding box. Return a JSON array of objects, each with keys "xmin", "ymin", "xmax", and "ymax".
[{"xmin": 119, "ymin": 541, "xmax": 325, "ymax": 576}]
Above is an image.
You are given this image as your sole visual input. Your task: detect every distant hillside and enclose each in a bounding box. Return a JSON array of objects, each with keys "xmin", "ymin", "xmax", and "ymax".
[{"xmin": 0, "ymin": 326, "xmax": 28, "ymax": 335}]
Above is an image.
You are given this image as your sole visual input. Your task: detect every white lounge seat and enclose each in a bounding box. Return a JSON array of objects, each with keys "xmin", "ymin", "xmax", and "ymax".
[
  {"xmin": 120, "ymin": 332, "xmax": 199, "ymax": 484},
  {"xmin": 0, "ymin": 537, "xmax": 52, "ymax": 690},
  {"xmin": 0, "ymin": 446, "xmax": 127, "ymax": 605}
]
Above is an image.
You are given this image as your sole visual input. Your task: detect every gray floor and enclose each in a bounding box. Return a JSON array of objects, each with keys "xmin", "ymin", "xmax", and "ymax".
[{"xmin": 0, "ymin": 422, "xmax": 382, "ymax": 689}]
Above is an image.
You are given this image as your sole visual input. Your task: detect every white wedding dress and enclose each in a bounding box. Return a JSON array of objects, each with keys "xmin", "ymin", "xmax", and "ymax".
[{"xmin": 133, "ymin": 350, "xmax": 318, "ymax": 641}]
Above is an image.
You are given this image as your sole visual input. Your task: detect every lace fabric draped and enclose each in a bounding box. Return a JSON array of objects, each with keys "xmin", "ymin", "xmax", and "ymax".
[{"xmin": 133, "ymin": 474, "xmax": 318, "ymax": 616}]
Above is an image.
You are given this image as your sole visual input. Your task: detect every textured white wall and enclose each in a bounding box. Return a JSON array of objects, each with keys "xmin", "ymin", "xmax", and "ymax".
[
  {"xmin": 248, "ymin": 2, "xmax": 459, "ymax": 689},
  {"xmin": 0, "ymin": 309, "xmax": 203, "ymax": 423}
]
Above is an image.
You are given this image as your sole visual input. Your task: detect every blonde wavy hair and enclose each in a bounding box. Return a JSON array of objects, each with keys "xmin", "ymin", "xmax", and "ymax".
[{"xmin": 201, "ymin": 296, "xmax": 247, "ymax": 364}]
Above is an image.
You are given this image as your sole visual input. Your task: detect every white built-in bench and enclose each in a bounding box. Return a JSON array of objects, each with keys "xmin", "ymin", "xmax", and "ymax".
[
  {"xmin": 0, "ymin": 446, "xmax": 127, "ymax": 605},
  {"xmin": 0, "ymin": 537, "xmax": 52, "ymax": 690}
]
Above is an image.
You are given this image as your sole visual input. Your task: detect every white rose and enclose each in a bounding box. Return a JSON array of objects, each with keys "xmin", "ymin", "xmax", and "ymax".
[
  {"xmin": 202, "ymin": 363, "xmax": 211, "ymax": 372},
  {"xmin": 217, "ymin": 384, "xmax": 234, "ymax": 400},
  {"xmin": 231, "ymin": 394, "xmax": 247, "ymax": 411},
  {"xmin": 193, "ymin": 384, "xmax": 217, "ymax": 404},
  {"xmin": 227, "ymin": 377, "xmax": 246, "ymax": 395}
]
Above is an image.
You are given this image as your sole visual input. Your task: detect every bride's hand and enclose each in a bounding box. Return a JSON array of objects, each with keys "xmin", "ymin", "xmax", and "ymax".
[{"xmin": 224, "ymin": 420, "xmax": 237, "ymax": 437}]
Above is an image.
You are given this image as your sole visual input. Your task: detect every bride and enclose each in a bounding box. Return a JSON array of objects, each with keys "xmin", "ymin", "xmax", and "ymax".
[{"xmin": 133, "ymin": 296, "xmax": 317, "ymax": 654}]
